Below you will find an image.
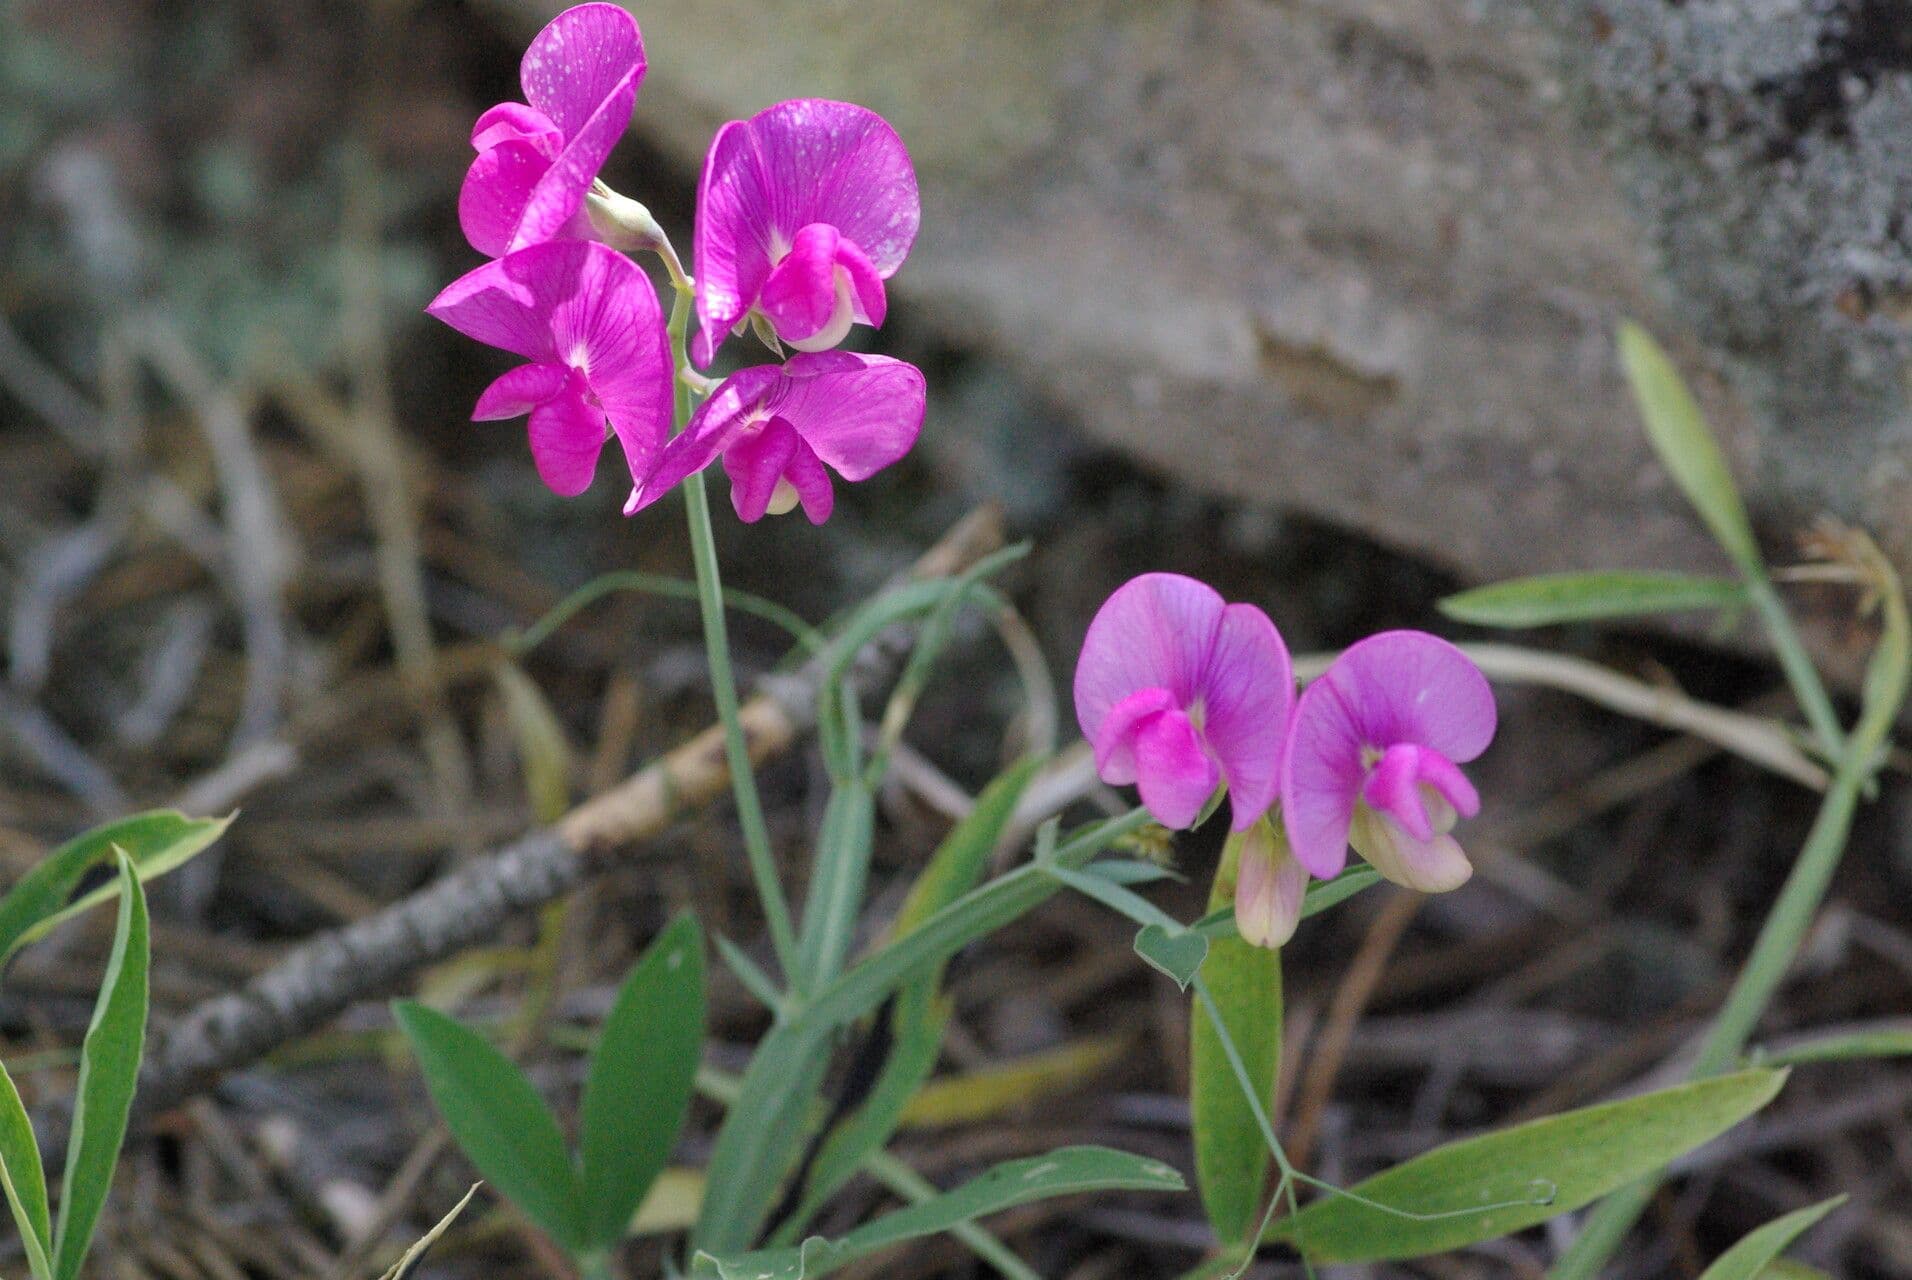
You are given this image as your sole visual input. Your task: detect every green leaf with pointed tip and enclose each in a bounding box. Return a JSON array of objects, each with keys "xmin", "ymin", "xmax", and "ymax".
[
  {"xmin": 392, "ymin": 1002, "xmax": 583, "ymax": 1250},
  {"xmin": 52, "ymin": 850, "xmax": 149, "ymax": 1280},
  {"xmin": 1135, "ymin": 924, "xmax": 1209, "ymax": 990},
  {"xmin": 1617, "ymin": 323, "xmax": 1762, "ymax": 574},
  {"xmin": 694, "ymin": 1146, "xmax": 1185, "ymax": 1280},
  {"xmin": 1697, "ymin": 1197, "xmax": 1844, "ymax": 1280},
  {"xmin": 0, "ymin": 811, "xmax": 229, "ymax": 966},
  {"xmin": 0, "ymin": 1060, "xmax": 53, "ymax": 1280},
  {"xmin": 579, "ymin": 915, "xmax": 705, "ymax": 1249},
  {"xmin": 1759, "ymin": 1262, "xmax": 1833, "ymax": 1280},
  {"xmin": 1191, "ymin": 831, "xmax": 1282, "ymax": 1246},
  {"xmin": 777, "ymin": 758, "xmax": 1043, "ymax": 1242},
  {"xmin": 1266, "ymin": 1069, "xmax": 1787, "ymax": 1261},
  {"xmin": 1440, "ymin": 572, "xmax": 1748, "ymax": 629}
]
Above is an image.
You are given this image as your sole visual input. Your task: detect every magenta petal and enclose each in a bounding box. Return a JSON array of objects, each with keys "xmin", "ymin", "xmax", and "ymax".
[
  {"xmin": 748, "ymin": 100, "xmax": 920, "ymax": 275},
  {"xmin": 1092, "ymin": 686, "xmax": 1179, "ymax": 786},
  {"xmin": 625, "ymin": 363, "xmax": 781, "ymax": 515},
  {"xmin": 1133, "ymin": 709, "xmax": 1218, "ymax": 831},
  {"xmin": 837, "ymin": 237, "xmax": 886, "ymax": 327},
  {"xmin": 535, "ymin": 242, "xmax": 674, "ymax": 482},
  {"xmin": 471, "ymin": 103, "xmax": 561, "ymax": 154},
  {"xmin": 460, "ymin": 141, "xmax": 555, "ymax": 260},
  {"xmin": 758, "ymin": 223, "xmax": 843, "ymax": 345},
  {"xmin": 518, "ymin": 3, "xmax": 645, "ymax": 140},
  {"xmin": 1361, "ymin": 744, "xmax": 1436, "ymax": 841},
  {"xmin": 526, "ymin": 379, "xmax": 605, "ymax": 497},
  {"xmin": 693, "ymin": 118, "xmax": 774, "ymax": 367},
  {"xmin": 1325, "ymin": 631, "xmax": 1497, "ymax": 764},
  {"xmin": 1073, "ymin": 573, "xmax": 1227, "ymax": 751},
  {"xmin": 507, "ymin": 69, "xmax": 638, "ymax": 251},
  {"xmin": 723, "ymin": 417, "xmax": 802, "ymax": 523},
  {"xmin": 773, "ymin": 352, "xmax": 924, "ymax": 481},
  {"xmin": 785, "ymin": 438, "xmax": 835, "ymax": 524},
  {"xmin": 1420, "ymin": 750, "xmax": 1480, "ymax": 819},
  {"xmin": 473, "ymin": 362, "xmax": 567, "ymax": 420},
  {"xmin": 427, "ymin": 254, "xmax": 557, "ymax": 361},
  {"xmin": 1281, "ymin": 677, "xmax": 1367, "ymax": 879},
  {"xmin": 1200, "ymin": 602, "xmax": 1294, "ymax": 830}
]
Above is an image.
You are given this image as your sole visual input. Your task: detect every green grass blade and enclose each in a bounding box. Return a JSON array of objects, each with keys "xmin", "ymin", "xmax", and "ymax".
[
  {"xmin": 0, "ymin": 811, "xmax": 229, "ymax": 966},
  {"xmin": 1267, "ymin": 1069, "xmax": 1787, "ymax": 1262},
  {"xmin": 1440, "ymin": 571, "xmax": 1747, "ymax": 628},
  {"xmin": 695, "ymin": 1147, "xmax": 1185, "ymax": 1280},
  {"xmin": 1617, "ymin": 323, "xmax": 1761, "ymax": 574},
  {"xmin": 391, "ymin": 1002, "xmax": 584, "ymax": 1249},
  {"xmin": 1697, "ymin": 1197, "xmax": 1844, "ymax": 1280},
  {"xmin": 579, "ymin": 915, "xmax": 706, "ymax": 1249},
  {"xmin": 0, "ymin": 1060, "xmax": 53, "ymax": 1280},
  {"xmin": 52, "ymin": 850, "xmax": 149, "ymax": 1280}
]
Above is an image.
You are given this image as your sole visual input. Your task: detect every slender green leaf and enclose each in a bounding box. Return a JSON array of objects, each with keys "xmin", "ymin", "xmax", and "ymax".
[
  {"xmin": 579, "ymin": 915, "xmax": 706, "ymax": 1248},
  {"xmin": 1267, "ymin": 1069, "xmax": 1787, "ymax": 1261},
  {"xmin": 694, "ymin": 810, "xmax": 1152, "ymax": 1254},
  {"xmin": 0, "ymin": 811, "xmax": 229, "ymax": 965},
  {"xmin": 379, "ymin": 1183, "xmax": 482, "ymax": 1280},
  {"xmin": 1697, "ymin": 1197, "xmax": 1844, "ymax": 1280},
  {"xmin": 792, "ymin": 780, "xmax": 877, "ymax": 991},
  {"xmin": 1134, "ymin": 925, "xmax": 1208, "ymax": 990},
  {"xmin": 0, "ymin": 1060, "xmax": 52, "ymax": 1280},
  {"xmin": 1759, "ymin": 1263, "xmax": 1833, "ymax": 1280},
  {"xmin": 1759, "ymin": 1026, "xmax": 1912, "ymax": 1067},
  {"xmin": 1084, "ymin": 860, "xmax": 1184, "ymax": 887},
  {"xmin": 52, "ymin": 851, "xmax": 149, "ymax": 1280},
  {"xmin": 391, "ymin": 1002, "xmax": 583, "ymax": 1249},
  {"xmin": 1191, "ymin": 833, "xmax": 1282, "ymax": 1246},
  {"xmin": 1439, "ymin": 572, "xmax": 1747, "ymax": 629},
  {"xmin": 780, "ymin": 759, "xmax": 1044, "ymax": 1238},
  {"xmin": 695, "ymin": 1147, "xmax": 1184, "ymax": 1280},
  {"xmin": 1617, "ymin": 322, "xmax": 1761, "ymax": 574}
]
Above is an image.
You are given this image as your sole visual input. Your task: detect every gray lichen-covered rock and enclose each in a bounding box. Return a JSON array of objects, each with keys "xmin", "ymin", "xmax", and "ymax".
[{"xmin": 510, "ymin": 0, "xmax": 1912, "ymax": 668}]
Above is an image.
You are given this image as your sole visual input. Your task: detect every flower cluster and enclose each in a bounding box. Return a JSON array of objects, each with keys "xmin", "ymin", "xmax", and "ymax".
[
  {"xmin": 1075, "ymin": 574, "xmax": 1497, "ymax": 949},
  {"xmin": 430, "ymin": 3, "xmax": 924, "ymax": 519}
]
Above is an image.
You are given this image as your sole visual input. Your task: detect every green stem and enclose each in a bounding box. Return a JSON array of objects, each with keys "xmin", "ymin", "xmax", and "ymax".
[
  {"xmin": 1747, "ymin": 573, "xmax": 1844, "ymax": 759},
  {"xmin": 1553, "ymin": 558, "xmax": 1907, "ymax": 1279},
  {"xmin": 667, "ymin": 286, "xmax": 800, "ymax": 986}
]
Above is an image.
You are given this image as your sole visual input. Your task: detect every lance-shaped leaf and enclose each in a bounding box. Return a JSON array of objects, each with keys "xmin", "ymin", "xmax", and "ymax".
[
  {"xmin": 1265, "ymin": 1069, "xmax": 1786, "ymax": 1261},
  {"xmin": 392, "ymin": 1002, "xmax": 584, "ymax": 1249},
  {"xmin": 1697, "ymin": 1197, "xmax": 1844, "ymax": 1280},
  {"xmin": 694, "ymin": 1146, "xmax": 1185, "ymax": 1280},
  {"xmin": 52, "ymin": 850, "xmax": 149, "ymax": 1280},
  {"xmin": 0, "ymin": 811, "xmax": 229, "ymax": 965},
  {"xmin": 1440, "ymin": 572, "xmax": 1747, "ymax": 629},
  {"xmin": 1617, "ymin": 323, "xmax": 1762, "ymax": 575},
  {"xmin": 1190, "ymin": 836, "xmax": 1282, "ymax": 1246},
  {"xmin": 0, "ymin": 1060, "xmax": 53, "ymax": 1280},
  {"xmin": 579, "ymin": 915, "xmax": 705, "ymax": 1248}
]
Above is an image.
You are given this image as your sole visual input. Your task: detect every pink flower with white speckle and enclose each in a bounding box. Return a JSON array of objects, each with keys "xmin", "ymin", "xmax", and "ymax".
[
  {"xmin": 460, "ymin": 4, "xmax": 645, "ymax": 257},
  {"xmin": 693, "ymin": 100, "xmax": 920, "ymax": 366},
  {"xmin": 1282, "ymin": 631, "xmax": 1496, "ymax": 893}
]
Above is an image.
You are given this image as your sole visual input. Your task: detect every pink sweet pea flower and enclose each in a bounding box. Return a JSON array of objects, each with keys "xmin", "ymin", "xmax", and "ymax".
[
  {"xmin": 427, "ymin": 240, "xmax": 673, "ymax": 498},
  {"xmin": 623, "ymin": 351, "xmax": 924, "ymax": 523},
  {"xmin": 460, "ymin": 3, "xmax": 645, "ymax": 257},
  {"xmin": 1073, "ymin": 574, "xmax": 1294, "ymax": 832},
  {"xmin": 1282, "ymin": 631, "xmax": 1496, "ymax": 893},
  {"xmin": 1231, "ymin": 818, "xmax": 1310, "ymax": 950},
  {"xmin": 693, "ymin": 100, "xmax": 920, "ymax": 366}
]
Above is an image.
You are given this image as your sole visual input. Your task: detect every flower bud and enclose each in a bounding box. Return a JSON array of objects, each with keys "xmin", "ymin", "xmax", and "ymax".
[{"xmin": 1232, "ymin": 818, "xmax": 1308, "ymax": 950}]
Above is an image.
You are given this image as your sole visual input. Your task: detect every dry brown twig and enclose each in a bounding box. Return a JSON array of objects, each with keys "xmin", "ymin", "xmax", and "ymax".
[{"xmin": 117, "ymin": 505, "xmax": 1008, "ymax": 1127}]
